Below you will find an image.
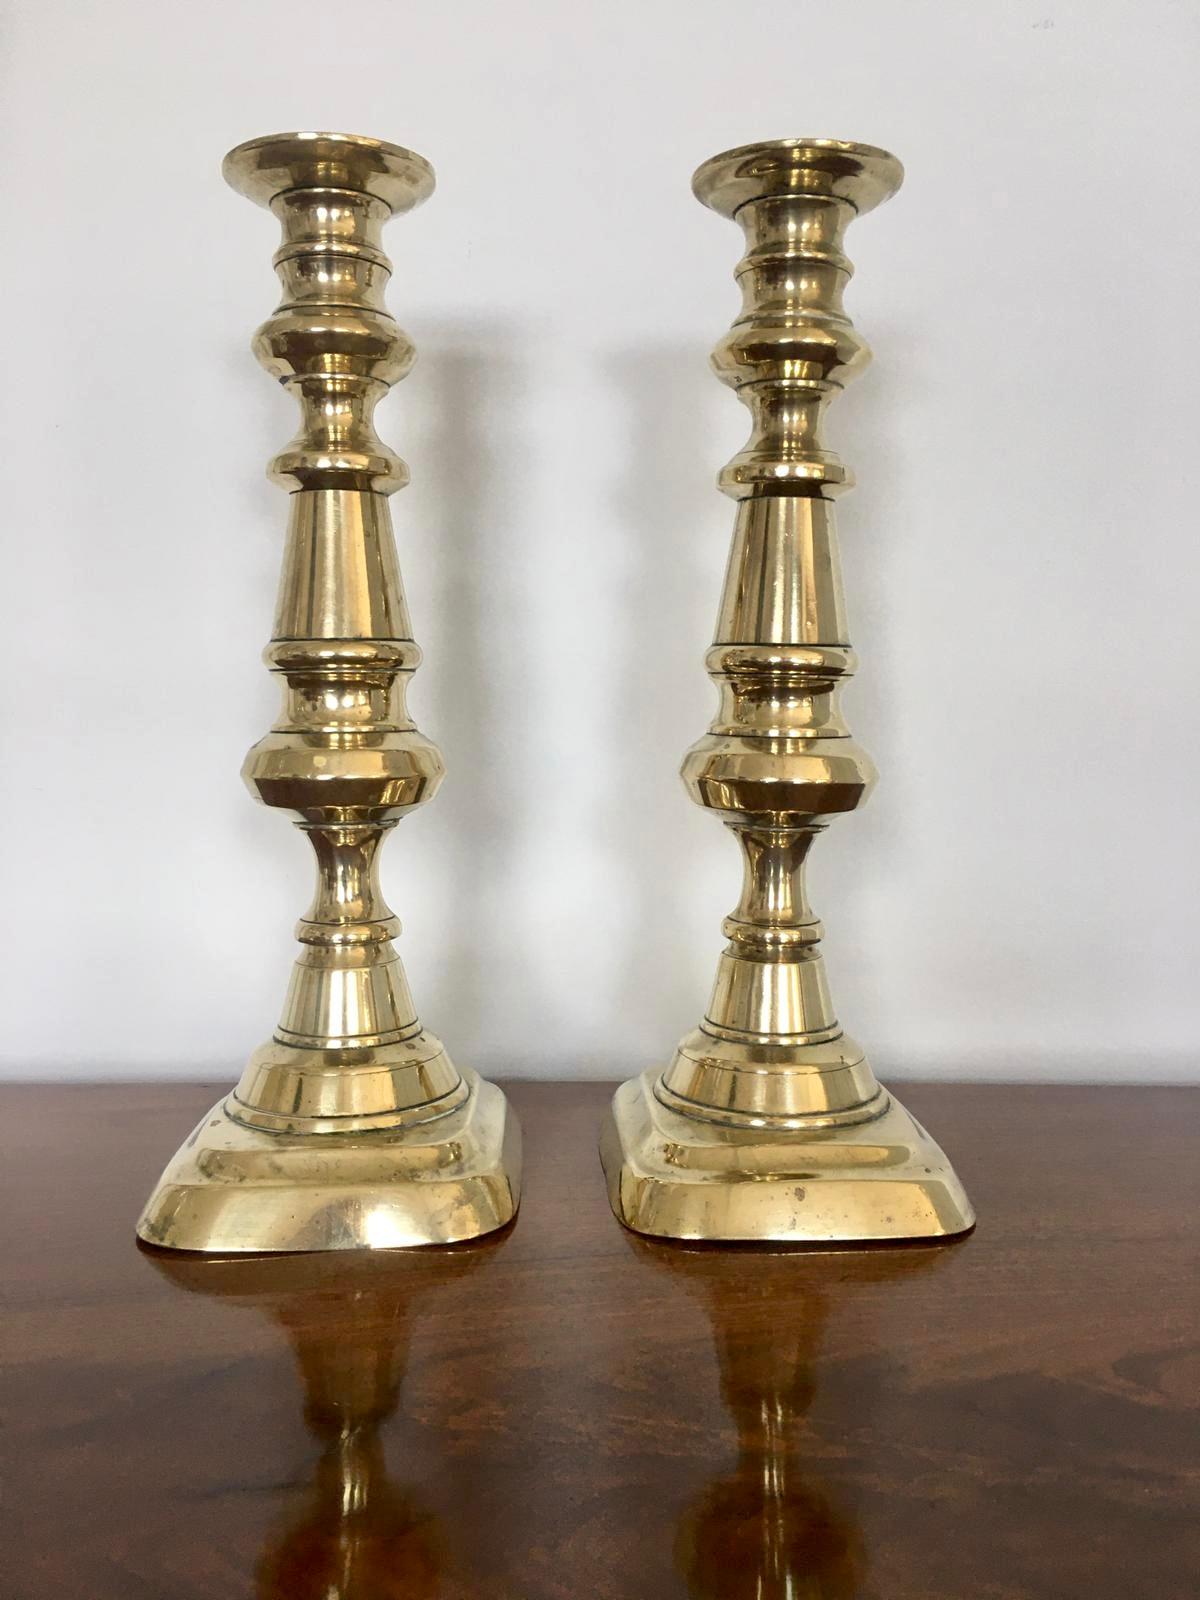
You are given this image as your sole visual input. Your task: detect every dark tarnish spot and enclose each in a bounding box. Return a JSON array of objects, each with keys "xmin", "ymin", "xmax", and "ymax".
[{"xmin": 793, "ymin": 1184, "xmax": 806, "ymax": 1202}]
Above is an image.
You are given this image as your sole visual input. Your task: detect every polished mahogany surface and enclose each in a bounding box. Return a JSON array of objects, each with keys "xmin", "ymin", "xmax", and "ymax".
[{"xmin": 4, "ymin": 1082, "xmax": 1198, "ymax": 1599}]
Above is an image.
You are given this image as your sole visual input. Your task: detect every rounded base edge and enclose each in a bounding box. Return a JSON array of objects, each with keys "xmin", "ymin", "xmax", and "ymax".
[
  {"xmin": 600, "ymin": 1069, "xmax": 974, "ymax": 1245},
  {"xmin": 136, "ymin": 1070, "xmax": 521, "ymax": 1254}
]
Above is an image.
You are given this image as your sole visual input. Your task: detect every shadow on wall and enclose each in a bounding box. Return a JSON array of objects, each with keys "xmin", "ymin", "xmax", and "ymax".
[
  {"xmin": 381, "ymin": 329, "xmax": 740, "ymax": 1072},
  {"xmin": 811, "ymin": 336, "xmax": 912, "ymax": 1049},
  {"xmin": 386, "ymin": 326, "xmax": 525, "ymax": 1057},
  {"xmin": 364, "ymin": 324, "xmax": 915, "ymax": 1076},
  {"xmin": 601, "ymin": 343, "xmax": 734, "ymax": 1064}
]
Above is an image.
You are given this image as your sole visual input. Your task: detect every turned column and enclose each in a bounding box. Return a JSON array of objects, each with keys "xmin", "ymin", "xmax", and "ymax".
[
  {"xmin": 601, "ymin": 140, "xmax": 973, "ymax": 1243},
  {"xmin": 137, "ymin": 134, "xmax": 519, "ymax": 1252},
  {"xmin": 221, "ymin": 133, "xmax": 463, "ymax": 1131},
  {"xmin": 657, "ymin": 139, "xmax": 901, "ymax": 1127}
]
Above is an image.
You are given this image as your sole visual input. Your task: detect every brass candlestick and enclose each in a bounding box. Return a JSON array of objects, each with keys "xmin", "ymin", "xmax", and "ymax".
[
  {"xmin": 138, "ymin": 133, "xmax": 520, "ymax": 1252},
  {"xmin": 601, "ymin": 139, "xmax": 973, "ymax": 1242}
]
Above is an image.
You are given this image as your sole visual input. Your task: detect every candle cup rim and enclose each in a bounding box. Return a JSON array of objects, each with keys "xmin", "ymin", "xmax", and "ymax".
[
  {"xmin": 223, "ymin": 130, "xmax": 435, "ymax": 214},
  {"xmin": 693, "ymin": 137, "xmax": 903, "ymax": 219}
]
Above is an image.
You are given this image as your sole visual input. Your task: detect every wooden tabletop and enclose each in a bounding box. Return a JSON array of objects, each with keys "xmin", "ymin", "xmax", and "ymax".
[{"xmin": 3, "ymin": 1081, "xmax": 1197, "ymax": 1599}]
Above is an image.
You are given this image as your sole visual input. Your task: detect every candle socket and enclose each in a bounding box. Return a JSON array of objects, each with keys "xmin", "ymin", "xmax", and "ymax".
[
  {"xmin": 601, "ymin": 140, "xmax": 973, "ymax": 1243},
  {"xmin": 137, "ymin": 133, "xmax": 520, "ymax": 1252}
]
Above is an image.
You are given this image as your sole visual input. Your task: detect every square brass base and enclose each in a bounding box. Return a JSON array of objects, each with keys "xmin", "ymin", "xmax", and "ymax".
[
  {"xmin": 600, "ymin": 1070, "xmax": 974, "ymax": 1243},
  {"xmin": 136, "ymin": 1069, "xmax": 520, "ymax": 1253}
]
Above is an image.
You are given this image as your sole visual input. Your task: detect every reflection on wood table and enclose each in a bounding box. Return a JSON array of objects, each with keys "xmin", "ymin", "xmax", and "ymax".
[{"xmin": 3, "ymin": 1081, "xmax": 1198, "ymax": 1599}]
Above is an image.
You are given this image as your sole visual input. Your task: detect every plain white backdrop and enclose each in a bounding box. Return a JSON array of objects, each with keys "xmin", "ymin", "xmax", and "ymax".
[{"xmin": 0, "ymin": 0, "xmax": 1196, "ymax": 1082}]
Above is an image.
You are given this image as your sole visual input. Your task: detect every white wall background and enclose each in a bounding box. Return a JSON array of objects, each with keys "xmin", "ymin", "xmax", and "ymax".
[{"xmin": 0, "ymin": 0, "xmax": 1196, "ymax": 1083}]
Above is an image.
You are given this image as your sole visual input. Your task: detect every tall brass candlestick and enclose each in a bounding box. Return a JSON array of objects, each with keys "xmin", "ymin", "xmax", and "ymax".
[
  {"xmin": 138, "ymin": 133, "xmax": 520, "ymax": 1252},
  {"xmin": 601, "ymin": 139, "xmax": 973, "ymax": 1242}
]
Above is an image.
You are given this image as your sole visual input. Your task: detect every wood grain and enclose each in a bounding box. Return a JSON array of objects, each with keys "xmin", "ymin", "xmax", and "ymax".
[{"xmin": 2, "ymin": 1081, "xmax": 1197, "ymax": 1598}]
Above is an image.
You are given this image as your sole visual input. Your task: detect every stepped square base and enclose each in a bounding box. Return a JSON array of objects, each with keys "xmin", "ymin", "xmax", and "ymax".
[
  {"xmin": 600, "ymin": 1069, "xmax": 974, "ymax": 1244},
  {"xmin": 136, "ymin": 1069, "xmax": 520, "ymax": 1253}
]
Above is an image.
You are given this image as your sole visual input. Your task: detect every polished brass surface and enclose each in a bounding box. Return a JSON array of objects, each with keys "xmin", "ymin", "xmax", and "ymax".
[
  {"xmin": 138, "ymin": 133, "xmax": 519, "ymax": 1252},
  {"xmin": 602, "ymin": 139, "xmax": 973, "ymax": 1242}
]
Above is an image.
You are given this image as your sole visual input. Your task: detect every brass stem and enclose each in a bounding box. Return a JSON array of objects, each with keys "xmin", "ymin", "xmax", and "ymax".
[
  {"xmin": 606, "ymin": 144, "xmax": 973, "ymax": 1242},
  {"xmin": 655, "ymin": 139, "xmax": 907, "ymax": 1129},
  {"xmin": 218, "ymin": 133, "xmax": 466, "ymax": 1133},
  {"xmin": 137, "ymin": 134, "xmax": 521, "ymax": 1251}
]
